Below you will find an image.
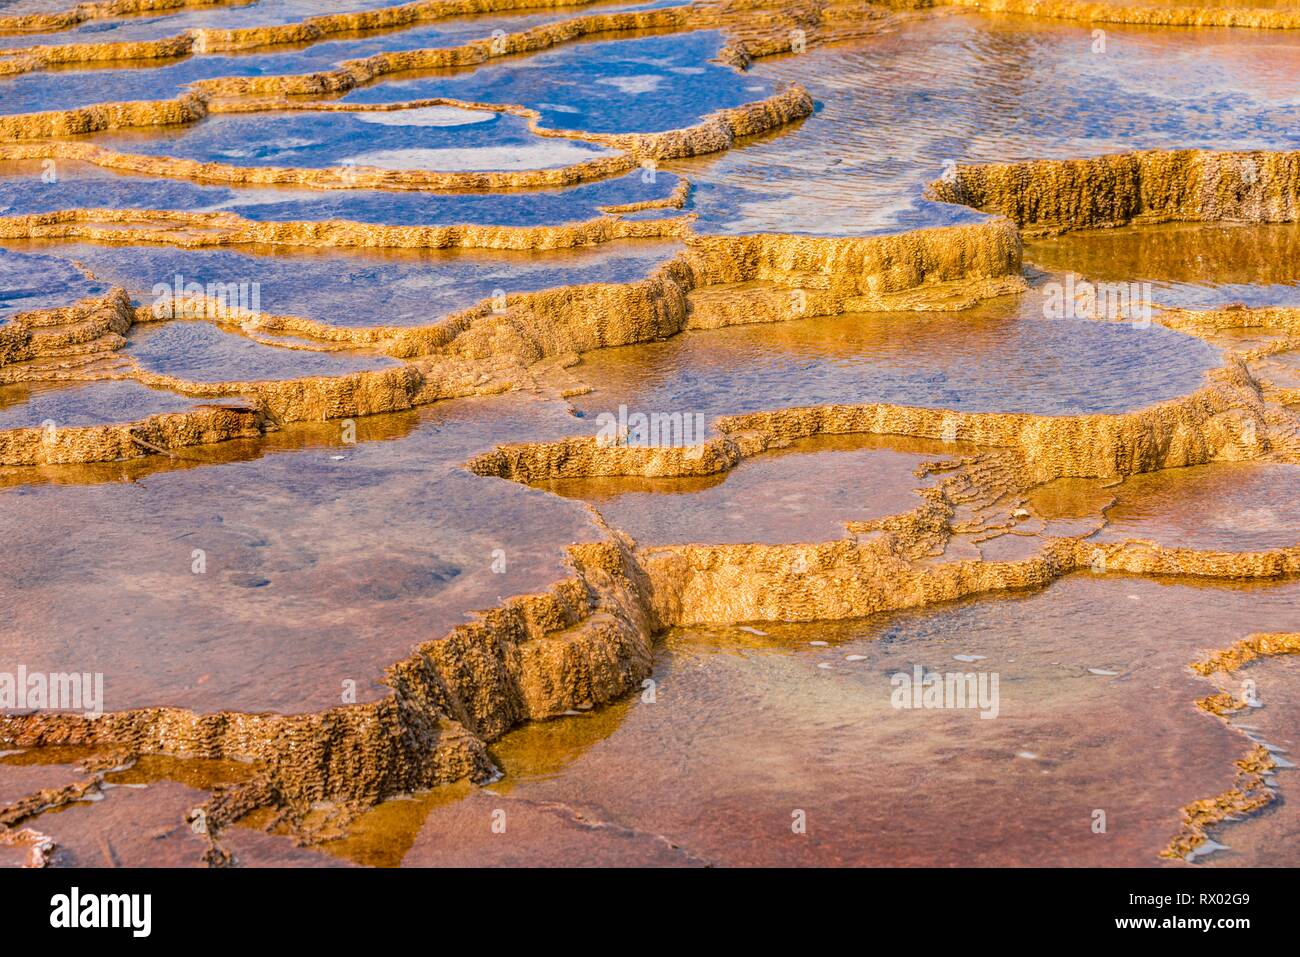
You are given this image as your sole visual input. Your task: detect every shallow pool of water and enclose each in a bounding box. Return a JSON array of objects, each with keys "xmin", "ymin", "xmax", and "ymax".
[
  {"xmin": 567, "ymin": 296, "xmax": 1221, "ymax": 424},
  {"xmin": 12, "ymin": 237, "xmax": 681, "ymax": 328},
  {"xmin": 0, "ymin": 158, "xmax": 684, "ymax": 226},
  {"xmin": 0, "ymin": 2, "xmax": 679, "ymax": 114},
  {"xmin": 388, "ymin": 574, "xmax": 1300, "ymax": 866},
  {"xmin": 681, "ymin": 12, "xmax": 1300, "ymax": 235},
  {"xmin": 127, "ymin": 319, "xmax": 397, "ymax": 381},
  {"xmin": 82, "ymin": 106, "xmax": 618, "ymax": 171},
  {"xmin": 0, "ymin": 395, "xmax": 600, "ymax": 714},
  {"xmin": 1095, "ymin": 462, "xmax": 1300, "ymax": 552},
  {"xmin": 0, "ymin": 377, "xmax": 244, "ymax": 429},
  {"xmin": 1024, "ymin": 223, "xmax": 1300, "ymax": 309},
  {"xmin": 341, "ymin": 29, "xmax": 776, "ymax": 134},
  {"xmin": 0, "ymin": 246, "xmax": 109, "ymax": 319},
  {"xmin": 535, "ymin": 432, "xmax": 972, "ymax": 545}
]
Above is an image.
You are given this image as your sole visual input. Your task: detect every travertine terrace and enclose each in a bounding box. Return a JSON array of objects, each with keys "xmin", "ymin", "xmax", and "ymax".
[{"xmin": 0, "ymin": 0, "xmax": 1298, "ymax": 868}]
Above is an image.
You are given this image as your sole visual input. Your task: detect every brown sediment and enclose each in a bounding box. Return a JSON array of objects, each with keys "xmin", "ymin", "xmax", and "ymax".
[
  {"xmin": 0, "ymin": 288, "xmax": 422, "ymax": 464},
  {"xmin": 2, "ymin": 357, "xmax": 1296, "ymax": 852},
  {"xmin": 0, "ymin": 0, "xmax": 246, "ymax": 36},
  {"xmin": 0, "ymin": 0, "xmax": 830, "ymax": 159},
  {"xmin": 0, "ymin": 403, "xmax": 264, "ymax": 466},
  {"xmin": 0, "ymin": 216, "xmax": 1025, "ymax": 467},
  {"xmin": 0, "ymin": 0, "xmax": 622, "ymax": 44},
  {"xmin": 1161, "ymin": 744, "xmax": 1276, "ymax": 861},
  {"xmin": 5, "ymin": 472, "xmax": 1295, "ymax": 854},
  {"xmin": 928, "ymin": 149, "xmax": 1300, "ymax": 237},
  {"xmin": 1155, "ymin": 305, "xmax": 1300, "ymax": 432},
  {"xmin": 5, "ymin": 4, "xmax": 698, "ymax": 80},
  {"xmin": 132, "ymin": 365, "xmax": 427, "ymax": 423},
  {"xmin": 944, "ymin": 0, "xmax": 1300, "ymax": 30},
  {"xmin": 464, "ymin": 291, "xmax": 1298, "ymax": 624},
  {"xmin": 716, "ymin": 372, "xmax": 1267, "ymax": 490},
  {"xmin": 465, "ymin": 335, "xmax": 1294, "ymax": 630},
  {"xmin": 631, "ymin": 535, "xmax": 1300, "ymax": 628},
  {"xmin": 0, "ymin": 825, "xmax": 56, "ymax": 867},
  {"xmin": 0, "ymin": 206, "xmax": 694, "ymax": 251},
  {"xmin": 0, "ymin": 777, "xmax": 101, "ymax": 830},
  {"xmin": 1197, "ymin": 691, "xmax": 1247, "ymax": 718},
  {"xmin": 463, "ymin": 395, "xmax": 1300, "ymax": 861},
  {"xmin": 1073, "ymin": 538, "xmax": 1300, "ymax": 580},
  {"xmin": 0, "ymin": 287, "xmax": 133, "ymax": 374},
  {"xmin": 601, "ymin": 174, "xmax": 692, "ymax": 215},
  {"xmin": 1128, "ymin": 307, "xmax": 1300, "ymax": 462},
  {"xmin": 1159, "ymin": 304, "xmax": 1300, "ymax": 337},
  {"xmin": 0, "ymin": 219, "xmax": 1017, "ymax": 345},
  {"xmin": 0, "ymin": 747, "xmax": 141, "ymax": 866},
  {"xmin": 1158, "ymin": 629, "xmax": 1300, "ymax": 859},
  {"xmin": 1192, "ymin": 631, "xmax": 1300, "ymax": 675},
  {"xmin": 0, "ymin": 86, "xmax": 811, "ymax": 185},
  {"xmin": 0, "ymin": 94, "xmax": 206, "ymax": 141},
  {"xmin": 0, "ymin": 0, "xmax": 914, "ymax": 274}
]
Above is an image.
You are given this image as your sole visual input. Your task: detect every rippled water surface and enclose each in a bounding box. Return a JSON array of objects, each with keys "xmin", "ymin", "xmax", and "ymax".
[
  {"xmin": 1097, "ymin": 462, "xmax": 1300, "ymax": 552},
  {"xmin": 680, "ymin": 12, "xmax": 1300, "ymax": 234},
  {"xmin": 0, "ymin": 158, "xmax": 683, "ymax": 225},
  {"xmin": 568, "ymin": 297, "xmax": 1221, "ymax": 424},
  {"xmin": 536, "ymin": 433, "xmax": 973, "ymax": 545},
  {"xmin": 0, "ymin": 378, "xmax": 243, "ymax": 428},
  {"xmin": 1024, "ymin": 223, "xmax": 1300, "ymax": 309},
  {"xmin": 9, "ymin": 237, "xmax": 681, "ymax": 327},
  {"xmin": 0, "ymin": 246, "xmax": 108, "ymax": 318},
  {"xmin": 128, "ymin": 319, "xmax": 397, "ymax": 381}
]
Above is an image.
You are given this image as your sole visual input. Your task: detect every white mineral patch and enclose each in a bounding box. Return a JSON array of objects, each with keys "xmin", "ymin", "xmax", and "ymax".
[
  {"xmin": 201, "ymin": 188, "xmax": 321, "ymax": 211},
  {"xmin": 343, "ymin": 142, "xmax": 609, "ymax": 172},
  {"xmin": 353, "ymin": 106, "xmax": 497, "ymax": 127},
  {"xmin": 216, "ymin": 137, "xmax": 320, "ymax": 159},
  {"xmin": 1186, "ymin": 839, "xmax": 1229, "ymax": 862},
  {"xmin": 597, "ymin": 75, "xmax": 664, "ymax": 95}
]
